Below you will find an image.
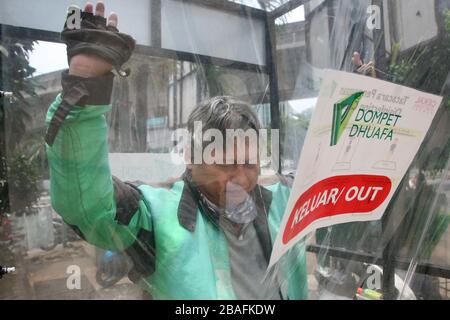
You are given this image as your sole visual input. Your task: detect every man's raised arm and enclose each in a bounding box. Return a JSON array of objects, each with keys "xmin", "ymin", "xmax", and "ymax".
[{"xmin": 45, "ymin": 3, "xmax": 153, "ymax": 260}]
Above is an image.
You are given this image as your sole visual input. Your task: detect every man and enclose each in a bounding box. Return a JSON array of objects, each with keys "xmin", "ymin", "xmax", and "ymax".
[{"xmin": 45, "ymin": 2, "xmax": 308, "ymax": 300}]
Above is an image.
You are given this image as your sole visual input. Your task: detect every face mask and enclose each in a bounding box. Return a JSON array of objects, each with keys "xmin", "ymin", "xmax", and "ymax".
[
  {"xmin": 200, "ymin": 184, "xmax": 258, "ymax": 225},
  {"xmin": 224, "ymin": 192, "xmax": 258, "ymax": 224}
]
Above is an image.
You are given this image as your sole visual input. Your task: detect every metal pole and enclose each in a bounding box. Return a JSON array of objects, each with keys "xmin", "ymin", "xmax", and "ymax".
[
  {"xmin": 151, "ymin": 0, "xmax": 162, "ymax": 48},
  {"xmin": 265, "ymin": 17, "xmax": 282, "ymax": 173},
  {"xmin": 370, "ymin": 0, "xmax": 396, "ymax": 299}
]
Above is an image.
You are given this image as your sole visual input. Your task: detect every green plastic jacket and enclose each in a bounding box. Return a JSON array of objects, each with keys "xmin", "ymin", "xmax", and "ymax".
[{"xmin": 46, "ymin": 93, "xmax": 308, "ymax": 300}]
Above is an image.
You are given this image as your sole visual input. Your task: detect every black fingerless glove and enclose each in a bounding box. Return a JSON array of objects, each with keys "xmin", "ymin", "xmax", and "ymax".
[{"xmin": 61, "ymin": 8, "xmax": 136, "ymax": 76}]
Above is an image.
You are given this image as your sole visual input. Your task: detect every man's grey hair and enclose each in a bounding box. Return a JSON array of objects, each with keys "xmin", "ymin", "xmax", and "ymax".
[
  {"xmin": 186, "ymin": 96, "xmax": 262, "ymax": 163},
  {"xmin": 187, "ymin": 96, "xmax": 261, "ymax": 134}
]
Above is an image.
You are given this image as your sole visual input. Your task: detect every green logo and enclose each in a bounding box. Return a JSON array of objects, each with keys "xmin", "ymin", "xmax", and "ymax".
[{"xmin": 330, "ymin": 91, "xmax": 364, "ymax": 146}]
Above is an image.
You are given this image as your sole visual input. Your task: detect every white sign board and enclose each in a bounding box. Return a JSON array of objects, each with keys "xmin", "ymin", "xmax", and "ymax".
[{"xmin": 268, "ymin": 70, "xmax": 443, "ymax": 269}]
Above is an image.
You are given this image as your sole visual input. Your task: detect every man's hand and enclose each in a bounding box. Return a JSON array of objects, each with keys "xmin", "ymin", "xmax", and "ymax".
[
  {"xmin": 69, "ymin": 52, "xmax": 114, "ymax": 78},
  {"xmin": 352, "ymin": 51, "xmax": 377, "ymax": 78},
  {"xmin": 67, "ymin": 2, "xmax": 129, "ymax": 78}
]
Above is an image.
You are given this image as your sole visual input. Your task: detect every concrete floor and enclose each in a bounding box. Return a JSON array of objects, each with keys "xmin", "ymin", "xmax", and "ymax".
[
  {"xmin": 1, "ymin": 240, "xmax": 148, "ymax": 300},
  {"xmin": 1, "ymin": 237, "xmax": 448, "ymax": 300}
]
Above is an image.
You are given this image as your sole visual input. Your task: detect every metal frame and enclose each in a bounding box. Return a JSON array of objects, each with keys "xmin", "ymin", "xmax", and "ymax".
[
  {"xmin": 265, "ymin": 16, "xmax": 282, "ymax": 172},
  {"xmin": 172, "ymin": 0, "xmax": 268, "ymax": 19},
  {"xmin": 151, "ymin": 0, "xmax": 162, "ymax": 48},
  {"xmin": 270, "ymin": 0, "xmax": 308, "ymax": 19},
  {"xmin": 0, "ymin": 24, "xmax": 267, "ymax": 73},
  {"xmin": 307, "ymin": 245, "xmax": 450, "ymax": 279}
]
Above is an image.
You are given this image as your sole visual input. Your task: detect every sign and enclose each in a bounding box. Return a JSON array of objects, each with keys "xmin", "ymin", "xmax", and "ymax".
[{"xmin": 268, "ymin": 70, "xmax": 443, "ymax": 269}]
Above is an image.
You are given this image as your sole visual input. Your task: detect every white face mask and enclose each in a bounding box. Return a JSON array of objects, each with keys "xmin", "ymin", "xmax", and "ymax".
[
  {"xmin": 224, "ymin": 193, "xmax": 258, "ymax": 224},
  {"xmin": 200, "ymin": 183, "xmax": 258, "ymax": 225}
]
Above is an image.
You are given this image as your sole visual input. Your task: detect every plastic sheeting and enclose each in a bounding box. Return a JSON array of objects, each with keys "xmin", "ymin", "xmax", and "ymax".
[{"xmin": 0, "ymin": 0, "xmax": 449, "ymax": 300}]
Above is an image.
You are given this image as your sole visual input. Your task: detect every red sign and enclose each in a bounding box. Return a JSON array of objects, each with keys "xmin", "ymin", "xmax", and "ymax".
[{"xmin": 282, "ymin": 175, "xmax": 391, "ymax": 244}]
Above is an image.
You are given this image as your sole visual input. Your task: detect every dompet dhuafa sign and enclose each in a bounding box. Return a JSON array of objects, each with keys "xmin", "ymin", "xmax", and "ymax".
[{"xmin": 268, "ymin": 70, "xmax": 443, "ymax": 269}]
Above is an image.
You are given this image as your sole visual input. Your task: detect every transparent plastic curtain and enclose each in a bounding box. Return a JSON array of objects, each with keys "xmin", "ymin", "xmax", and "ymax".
[
  {"xmin": 0, "ymin": 0, "xmax": 449, "ymax": 300},
  {"xmin": 276, "ymin": 0, "xmax": 450, "ymax": 299},
  {"xmin": 1, "ymin": 0, "xmax": 271, "ymax": 300}
]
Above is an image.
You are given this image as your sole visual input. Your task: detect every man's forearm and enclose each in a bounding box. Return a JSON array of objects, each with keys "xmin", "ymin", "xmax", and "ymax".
[
  {"xmin": 45, "ymin": 72, "xmax": 138, "ymax": 250},
  {"xmin": 45, "ymin": 92, "xmax": 113, "ymax": 239}
]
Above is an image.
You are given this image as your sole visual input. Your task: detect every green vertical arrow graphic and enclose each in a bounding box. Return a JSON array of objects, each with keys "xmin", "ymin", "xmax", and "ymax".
[{"xmin": 330, "ymin": 91, "xmax": 364, "ymax": 146}]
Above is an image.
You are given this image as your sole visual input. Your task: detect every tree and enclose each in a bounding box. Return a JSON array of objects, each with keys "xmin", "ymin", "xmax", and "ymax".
[{"xmin": 0, "ymin": 37, "xmax": 41, "ymax": 217}]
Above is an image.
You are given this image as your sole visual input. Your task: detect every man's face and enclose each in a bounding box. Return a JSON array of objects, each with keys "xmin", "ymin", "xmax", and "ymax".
[{"xmin": 190, "ymin": 142, "xmax": 259, "ymax": 207}]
